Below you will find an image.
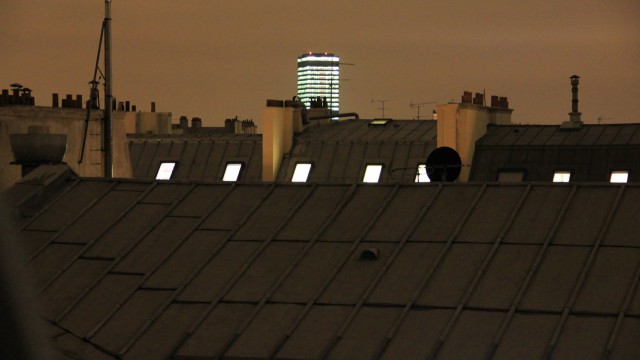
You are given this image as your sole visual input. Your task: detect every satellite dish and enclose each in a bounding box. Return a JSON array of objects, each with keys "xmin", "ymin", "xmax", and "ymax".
[{"xmin": 425, "ymin": 146, "xmax": 462, "ymax": 182}]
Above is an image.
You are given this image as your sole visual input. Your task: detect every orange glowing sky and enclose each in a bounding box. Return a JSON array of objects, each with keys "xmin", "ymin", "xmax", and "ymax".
[{"xmin": 1, "ymin": 0, "xmax": 639, "ymax": 130}]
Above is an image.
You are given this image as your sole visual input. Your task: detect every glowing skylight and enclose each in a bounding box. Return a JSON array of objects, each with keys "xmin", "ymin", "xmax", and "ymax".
[
  {"xmin": 553, "ymin": 171, "xmax": 571, "ymax": 183},
  {"xmin": 369, "ymin": 119, "xmax": 390, "ymax": 126},
  {"xmin": 415, "ymin": 164, "xmax": 430, "ymax": 183},
  {"xmin": 222, "ymin": 163, "xmax": 242, "ymax": 182},
  {"xmin": 363, "ymin": 164, "xmax": 383, "ymax": 183},
  {"xmin": 292, "ymin": 163, "xmax": 312, "ymax": 182},
  {"xmin": 156, "ymin": 162, "xmax": 176, "ymax": 180},
  {"xmin": 610, "ymin": 171, "xmax": 628, "ymax": 183}
]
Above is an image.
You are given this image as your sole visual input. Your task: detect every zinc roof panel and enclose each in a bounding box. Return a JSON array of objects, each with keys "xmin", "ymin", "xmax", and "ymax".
[
  {"xmin": 467, "ymin": 244, "xmax": 539, "ymax": 309},
  {"xmin": 366, "ymin": 186, "xmax": 438, "ymax": 242},
  {"xmin": 380, "ymin": 309, "xmax": 453, "ymax": 360},
  {"xmin": 18, "ymin": 230, "xmax": 55, "ymax": 257},
  {"xmin": 457, "ymin": 186, "xmax": 526, "ymax": 243},
  {"xmin": 368, "ymin": 243, "xmax": 443, "ymax": 305},
  {"xmin": 410, "ymin": 186, "xmax": 482, "ymax": 242},
  {"xmin": 492, "ymin": 313, "xmax": 559, "ymax": 360},
  {"xmin": 327, "ymin": 307, "xmax": 401, "ymax": 360},
  {"xmin": 84, "ymin": 204, "xmax": 170, "ymax": 259},
  {"xmin": 519, "ymin": 246, "xmax": 589, "ymax": 312},
  {"xmin": 321, "ymin": 186, "xmax": 393, "ymax": 242},
  {"xmin": 170, "ymin": 184, "xmax": 230, "ymax": 218},
  {"xmin": 90, "ymin": 289, "xmax": 173, "ymax": 354},
  {"xmin": 173, "ymin": 141, "xmax": 199, "ymax": 180},
  {"xmin": 504, "ymin": 186, "xmax": 571, "ymax": 244},
  {"xmin": 233, "ymin": 186, "xmax": 310, "ymax": 241},
  {"xmin": 114, "ymin": 216, "xmax": 200, "ymax": 274},
  {"xmin": 28, "ymin": 243, "xmax": 84, "ymax": 288},
  {"xmin": 224, "ymin": 242, "xmax": 306, "ymax": 302},
  {"xmin": 271, "ymin": 242, "xmax": 350, "ymax": 303},
  {"xmin": 140, "ymin": 183, "xmax": 192, "ymax": 205},
  {"xmin": 59, "ymin": 274, "xmax": 142, "ymax": 338},
  {"xmin": 51, "ymin": 332, "xmax": 116, "ymax": 360},
  {"xmin": 177, "ymin": 241, "xmax": 260, "ymax": 302},
  {"xmin": 580, "ymin": 126, "xmax": 606, "ymax": 145},
  {"xmin": 313, "ymin": 142, "xmax": 337, "ymax": 181},
  {"xmin": 176, "ymin": 303, "xmax": 255, "ymax": 358},
  {"xmin": 574, "ymin": 247, "xmax": 640, "ymax": 314},
  {"xmin": 416, "ymin": 243, "xmax": 491, "ymax": 307},
  {"xmin": 188, "ymin": 141, "xmax": 213, "ymax": 180},
  {"xmin": 201, "ymin": 142, "xmax": 227, "ymax": 180},
  {"xmin": 276, "ymin": 305, "xmax": 351, "ymax": 360},
  {"xmin": 128, "ymin": 142, "xmax": 144, "ymax": 171},
  {"xmin": 146, "ymin": 142, "xmax": 172, "ymax": 178},
  {"xmin": 552, "ymin": 315, "xmax": 615, "ymax": 359},
  {"xmin": 133, "ymin": 142, "xmax": 156, "ymax": 178},
  {"xmin": 225, "ymin": 304, "xmax": 304, "ymax": 359},
  {"xmin": 200, "ymin": 185, "xmax": 272, "ymax": 230},
  {"xmin": 26, "ymin": 181, "xmax": 113, "ymax": 232},
  {"xmin": 604, "ymin": 186, "xmax": 640, "ymax": 247},
  {"xmin": 39, "ymin": 258, "xmax": 111, "ymax": 320},
  {"xmin": 529, "ymin": 126, "xmax": 558, "ymax": 145},
  {"xmin": 595, "ymin": 125, "xmax": 622, "ymax": 145},
  {"xmin": 113, "ymin": 182, "xmax": 151, "ymax": 192},
  {"xmin": 610, "ymin": 318, "xmax": 640, "ymax": 359},
  {"xmin": 326, "ymin": 142, "xmax": 354, "ymax": 182},
  {"xmin": 553, "ymin": 186, "xmax": 618, "ymax": 246},
  {"xmin": 513, "ymin": 126, "xmax": 544, "ymax": 146},
  {"xmin": 123, "ymin": 303, "xmax": 207, "ymax": 360},
  {"xmin": 478, "ymin": 126, "xmax": 512, "ymax": 146},
  {"xmin": 318, "ymin": 242, "xmax": 398, "ymax": 305},
  {"xmin": 437, "ymin": 310, "xmax": 503, "ymax": 359},
  {"xmin": 143, "ymin": 230, "xmax": 229, "ymax": 289},
  {"xmin": 277, "ymin": 185, "xmax": 350, "ymax": 241},
  {"xmin": 168, "ymin": 140, "xmax": 185, "ymax": 157},
  {"xmin": 55, "ymin": 190, "xmax": 142, "ymax": 244},
  {"xmin": 343, "ymin": 142, "xmax": 366, "ymax": 182}
]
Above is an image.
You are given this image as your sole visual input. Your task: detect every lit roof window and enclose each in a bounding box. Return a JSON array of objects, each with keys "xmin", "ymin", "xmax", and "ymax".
[
  {"xmin": 610, "ymin": 171, "xmax": 628, "ymax": 183},
  {"xmin": 222, "ymin": 163, "xmax": 242, "ymax": 182},
  {"xmin": 292, "ymin": 163, "xmax": 312, "ymax": 183},
  {"xmin": 415, "ymin": 164, "xmax": 430, "ymax": 183},
  {"xmin": 553, "ymin": 171, "xmax": 571, "ymax": 183},
  {"xmin": 363, "ymin": 164, "xmax": 383, "ymax": 183},
  {"xmin": 369, "ymin": 119, "xmax": 391, "ymax": 127},
  {"xmin": 156, "ymin": 162, "xmax": 176, "ymax": 180}
]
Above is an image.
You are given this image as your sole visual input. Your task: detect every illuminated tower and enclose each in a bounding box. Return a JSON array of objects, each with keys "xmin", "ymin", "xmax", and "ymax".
[{"xmin": 297, "ymin": 52, "xmax": 340, "ymax": 113}]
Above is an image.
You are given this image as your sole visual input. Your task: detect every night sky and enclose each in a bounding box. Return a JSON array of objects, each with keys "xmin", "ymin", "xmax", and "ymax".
[{"xmin": 1, "ymin": 0, "xmax": 638, "ymax": 131}]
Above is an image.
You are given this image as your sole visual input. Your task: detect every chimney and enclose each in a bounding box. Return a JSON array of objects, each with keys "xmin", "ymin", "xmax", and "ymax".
[
  {"xmin": 192, "ymin": 117, "xmax": 202, "ymax": 131},
  {"xmin": 179, "ymin": 116, "xmax": 189, "ymax": 130},
  {"xmin": 561, "ymin": 75, "xmax": 583, "ymax": 129},
  {"xmin": 9, "ymin": 125, "xmax": 67, "ymax": 177},
  {"xmin": 151, "ymin": 101, "xmax": 156, "ymax": 112},
  {"xmin": 52, "ymin": 93, "xmax": 59, "ymax": 108},
  {"xmin": 262, "ymin": 99, "xmax": 288, "ymax": 181}
]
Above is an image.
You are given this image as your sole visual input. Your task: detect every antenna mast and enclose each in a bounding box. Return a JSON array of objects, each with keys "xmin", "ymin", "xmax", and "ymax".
[
  {"xmin": 409, "ymin": 101, "xmax": 436, "ymax": 120},
  {"xmin": 371, "ymin": 99, "xmax": 390, "ymax": 118},
  {"xmin": 103, "ymin": 0, "xmax": 113, "ymax": 178}
]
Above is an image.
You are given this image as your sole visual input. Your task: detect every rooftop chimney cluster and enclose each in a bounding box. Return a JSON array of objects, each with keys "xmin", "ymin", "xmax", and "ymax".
[
  {"xmin": 174, "ymin": 116, "xmax": 256, "ymax": 135},
  {"xmin": 309, "ymin": 96, "xmax": 329, "ymax": 109},
  {"xmin": 1, "ymin": 84, "xmax": 35, "ymax": 106},
  {"xmin": 461, "ymin": 91, "xmax": 509, "ymax": 109}
]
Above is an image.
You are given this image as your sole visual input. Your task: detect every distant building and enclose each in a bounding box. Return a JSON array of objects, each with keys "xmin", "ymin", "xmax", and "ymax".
[{"xmin": 297, "ymin": 52, "xmax": 340, "ymax": 113}]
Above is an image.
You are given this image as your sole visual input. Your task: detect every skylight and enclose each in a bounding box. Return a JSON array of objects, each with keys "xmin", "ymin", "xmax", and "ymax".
[
  {"xmin": 553, "ymin": 171, "xmax": 571, "ymax": 183},
  {"xmin": 610, "ymin": 171, "xmax": 629, "ymax": 183},
  {"xmin": 222, "ymin": 163, "xmax": 242, "ymax": 182},
  {"xmin": 292, "ymin": 163, "xmax": 312, "ymax": 182},
  {"xmin": 363, "ymin": 164, "xmax": 383, "ymax": 183},
  {"xmin": 415, "ymin": 164, "xmax": 430, "ymax": 183},
  {"xmin": 156, "ymin": 162, "xmax": 176, "ymax": 180},
  {"xmin": 369, "ymin": 119, "xmax": 390, "ymax": 126}
]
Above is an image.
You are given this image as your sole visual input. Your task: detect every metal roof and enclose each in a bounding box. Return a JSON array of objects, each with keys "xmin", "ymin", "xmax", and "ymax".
[
  {"xmin": 7, "ymin": 174, "xmax": 640, "ymax": 359},
  {"xmin": 471, "ymin": 124, "xmax": 640, "ymax": 182}
]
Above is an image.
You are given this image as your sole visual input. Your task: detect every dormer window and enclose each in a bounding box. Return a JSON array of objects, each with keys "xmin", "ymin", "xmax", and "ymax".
[
  {"xmin": 415, "ymin": 164, "xmax": 430, "ymax": 183},
  {"xmin": 222, "ymin": 163, "xmax": 242, "ymax": 182},
  {"xmin": 292, "ymin": 163, "xmax": 312, "ymax": 183},
  {"xmin": 553, "ymin": 171, "xmax": 571, "ymax": 183},
  {"xmin": 156, "ymin": 162, "xmax": 176, "ymax": 180},
  {"xmin": 610, "ymin": 171, "xmax": 629, "ymax": 183},
  {"xmin": 363, "ymin": 164, "xmax": 383, "ymax": 183}
]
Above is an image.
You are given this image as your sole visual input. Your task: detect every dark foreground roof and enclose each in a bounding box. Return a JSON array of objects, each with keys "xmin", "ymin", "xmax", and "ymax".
[
  {"xmin": 471, "ymin": 124, "xmax": 640, "ymax": 182},
  {"xmin": 8, "ymin": 176, "xmax": 640, "ymax": 359}
]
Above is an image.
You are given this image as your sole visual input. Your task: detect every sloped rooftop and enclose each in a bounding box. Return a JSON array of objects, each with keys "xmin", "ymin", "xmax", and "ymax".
[
  {"xmin": 471, "ymin": 124, "xmax": 640, "ymax": 182},
  {"xmin": 7, "ymin": 175, "xmax": 640, "ymax": 359}
]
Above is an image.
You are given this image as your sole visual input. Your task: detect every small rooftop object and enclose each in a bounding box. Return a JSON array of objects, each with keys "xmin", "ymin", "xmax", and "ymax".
[
  {"xmin": 9, "ymin": 125, "xmax": 68, "ymax": 176},
  {"xmin": 425, "ymin": 146, "xmax": 462, "ymax": 182}
]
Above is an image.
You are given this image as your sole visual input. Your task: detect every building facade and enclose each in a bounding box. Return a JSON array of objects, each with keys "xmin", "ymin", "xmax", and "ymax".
[{"xmin": 297, "ymin": 52, "xmax": 340, "ymax": 113}]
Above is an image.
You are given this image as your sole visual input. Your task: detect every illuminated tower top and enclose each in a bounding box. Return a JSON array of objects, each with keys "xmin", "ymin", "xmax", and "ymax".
[{"xmin": 297, "ymin": 52, "xmax": 340, "ymax": 114}]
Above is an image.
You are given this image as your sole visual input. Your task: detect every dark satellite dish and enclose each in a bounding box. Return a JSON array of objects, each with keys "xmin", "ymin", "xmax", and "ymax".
[{"xmin": 425, "ymin": 146, "xmax": 462, "ymax": 182}]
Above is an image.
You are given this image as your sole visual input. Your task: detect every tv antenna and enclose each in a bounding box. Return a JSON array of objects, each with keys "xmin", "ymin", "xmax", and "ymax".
[
  {"xmin": 371, "ymin": 99, "xmax": 391, "ymax": 118},
  {"xmin": 410, "ymin": 101, "xmax": 436, "ymax": 120}
]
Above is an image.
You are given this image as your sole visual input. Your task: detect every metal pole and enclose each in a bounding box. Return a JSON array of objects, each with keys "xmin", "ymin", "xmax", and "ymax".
[{"xmin": 103, "ymin": 0, "xmax": 113, "ymax": 178}]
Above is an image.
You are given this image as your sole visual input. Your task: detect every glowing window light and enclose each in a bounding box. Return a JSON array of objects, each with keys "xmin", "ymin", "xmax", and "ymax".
[
  {"xmin": 610, "ymin": 171, "xmax": 628, "ymax": 183},
  {"xmin": 553, "ymin": 171, "xmax": 571, "ymax": 183},
  {"xmin": 156, "ymin": 162, "xmax": 176, "ymax": 180},
  {"xmin": 363, "ymin": 164, "xmax": 383, "ymax": 183},
  {"xmin": 223, "ymin": 163, "xmax": 242, "ymax": 182},
  {"xmin": 292, "ymin": 163, "xmax": 312, "ymax": 182},
  {"xmin": 415, "ymin": 164, "xmax": 430, "ymax": 183}
]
